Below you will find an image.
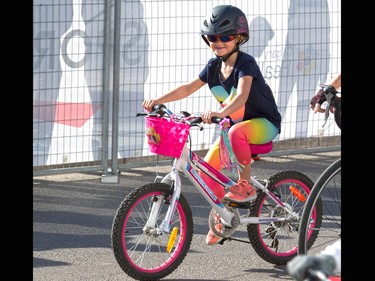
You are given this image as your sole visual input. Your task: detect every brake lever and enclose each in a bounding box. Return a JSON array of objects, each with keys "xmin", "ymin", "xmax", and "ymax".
[
  {"xmin": 186, "ymin": 117, "xmax": 204, "ymax": 130},
  {"xmin": 322, "ymin": 92, "xmax": 334, "ymax": 127},
  {"xmin": 136, "ymin": 112, "xmax": 147, "ymax": 117},
  {"xmin": 137, "ymin": 104, "xmax": 170, "ymax": 118}
]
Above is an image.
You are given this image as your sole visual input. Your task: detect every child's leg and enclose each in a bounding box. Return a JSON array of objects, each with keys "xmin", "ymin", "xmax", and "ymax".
[
  {"xmin": 228, "ymin": 118, "xmax": 279, "ymax": 181},
  {"xmin": 198, "ymin": 137, "xmax": 226, "ymax": 199}
]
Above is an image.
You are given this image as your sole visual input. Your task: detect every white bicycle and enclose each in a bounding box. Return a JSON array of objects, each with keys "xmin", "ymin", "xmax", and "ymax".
[{"xmin": 111, "ymin": 104, "xmax": 318, "ymax": 280}]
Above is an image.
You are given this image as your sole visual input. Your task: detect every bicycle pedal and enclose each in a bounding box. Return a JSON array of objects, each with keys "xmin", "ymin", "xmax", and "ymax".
[
  {"xmin": 227, "ymin": 201, "xmax": 251, "ymax": 209},
  {"xmin": 218, "ymin": 238, "xmax": 227, "ymax": 245},
  {"xmin": 224, "ymin": 196, "xmax": 256, "ymax": 204}
]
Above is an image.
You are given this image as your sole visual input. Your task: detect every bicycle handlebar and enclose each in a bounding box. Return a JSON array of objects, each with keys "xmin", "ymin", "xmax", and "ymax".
[{"xmin": 137, "ymin": 104, "xmax": 224, "ymax": 130}]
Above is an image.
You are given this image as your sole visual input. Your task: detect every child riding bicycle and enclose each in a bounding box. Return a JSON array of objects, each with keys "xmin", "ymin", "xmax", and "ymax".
[{"xmin": 143, "ymin": 5, "xmax": 281, "ymax": 245}]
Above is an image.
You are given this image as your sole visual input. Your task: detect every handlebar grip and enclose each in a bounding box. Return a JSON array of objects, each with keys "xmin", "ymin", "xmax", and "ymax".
[
  {"xmin": 153, "ymin": 104, "xmax": 167, "ymax": 111},
  {"xmin": 137, "ymin": 104, "xmax": 168, "ymax": 117},
  {"xmin": 211, "ymin": 117, "xmax": 222, "ymax": 124}
]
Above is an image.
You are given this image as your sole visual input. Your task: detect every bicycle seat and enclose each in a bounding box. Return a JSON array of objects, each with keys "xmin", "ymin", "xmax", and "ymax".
[{"xmin": 249, "ymin": 141, "xmax": 273, "ymax": 155}]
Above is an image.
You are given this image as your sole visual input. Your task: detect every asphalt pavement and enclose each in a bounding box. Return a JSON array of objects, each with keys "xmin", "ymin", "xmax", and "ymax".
[{"xmin": 33, "ymin": 148, "xmax": 340, "ymax": 281}]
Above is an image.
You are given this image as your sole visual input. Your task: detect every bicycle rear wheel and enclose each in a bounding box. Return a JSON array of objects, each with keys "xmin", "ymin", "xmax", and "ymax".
[
  {"xmin": 248, "ymin": 170, "xmax": 318, "ymax": 265},
  {"xmin": 298, "ymin": 158, "xmax": 341, "ymax": 256},
  {"xmin": 111, "ymin": 182, "xmax": 193, "ymax": 281}
]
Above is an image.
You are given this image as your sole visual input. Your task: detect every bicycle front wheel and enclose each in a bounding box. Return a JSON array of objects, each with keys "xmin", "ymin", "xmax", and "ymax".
[
  {"xmin": 298, "ymin": 158, "xmax": 341, "ymax": 256},
  {"xmin": 111, "ymin": 182, "xmax": 193, "ymax": 281}
]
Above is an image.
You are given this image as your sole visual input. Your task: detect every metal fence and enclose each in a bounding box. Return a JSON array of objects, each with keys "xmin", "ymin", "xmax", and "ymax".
[{"xmin": 33, "ymin": 0, "xmax": 341, "ymax": 178}]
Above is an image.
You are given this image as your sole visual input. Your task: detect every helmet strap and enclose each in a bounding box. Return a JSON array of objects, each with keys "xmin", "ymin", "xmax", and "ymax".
[{"xmin": 217, "ymin": 45, "xmax": 239, "ymax": 62}]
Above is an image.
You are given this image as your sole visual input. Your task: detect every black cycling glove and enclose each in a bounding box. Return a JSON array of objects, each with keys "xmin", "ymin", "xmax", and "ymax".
[{"xmin": 310, "ymin": 85, "xmax": 336, "ymax": 109}]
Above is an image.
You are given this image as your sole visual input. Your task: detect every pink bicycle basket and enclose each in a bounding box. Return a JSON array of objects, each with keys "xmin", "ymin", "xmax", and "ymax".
[{"xmin": 145, "ymin": 116, "xmax": 190, "ymax": 158}]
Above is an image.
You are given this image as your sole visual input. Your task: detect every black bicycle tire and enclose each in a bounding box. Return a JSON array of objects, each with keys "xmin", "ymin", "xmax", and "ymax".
[
  {"xmin": 248, "ymin": 170, "xmax": 316, "ymax": 265},
  {"xmin": 298, "ymin": 158, "xmax": 341, "ymax": 255},
  {"xmin": 111, "ymin": 182, "xmax": 193, "ymax": 280}
]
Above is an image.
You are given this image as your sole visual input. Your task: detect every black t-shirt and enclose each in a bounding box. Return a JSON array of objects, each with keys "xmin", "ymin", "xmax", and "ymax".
[{"xmin": 199, "ymin": 51, "xmax": 281, "ymax": 133}]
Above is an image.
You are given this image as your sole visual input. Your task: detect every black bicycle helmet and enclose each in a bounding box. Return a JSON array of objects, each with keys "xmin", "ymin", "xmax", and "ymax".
[{"xmin": 200, "ymin": 5, "xmax": 249, "ymax": 47}]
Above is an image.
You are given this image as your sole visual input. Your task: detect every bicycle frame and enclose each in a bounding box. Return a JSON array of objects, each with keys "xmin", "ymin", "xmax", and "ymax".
[
  {"xmin": 150, "ymin": 135, "xmax": 299, "ymax": 234},
  {"xmin": 112, "ymin": 107, "xmax": 316, "ymax": 279}
]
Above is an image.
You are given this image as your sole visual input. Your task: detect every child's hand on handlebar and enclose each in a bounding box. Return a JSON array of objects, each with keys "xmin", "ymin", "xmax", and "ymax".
[
  {"xmin": 200, "ymin": 110, "xmax": 221, "ymax": 124},
  {"xmin": 143, "ymin": 100, "xmax": 156, "ymax": 112}
]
